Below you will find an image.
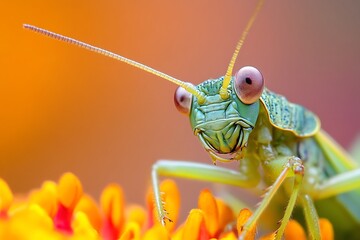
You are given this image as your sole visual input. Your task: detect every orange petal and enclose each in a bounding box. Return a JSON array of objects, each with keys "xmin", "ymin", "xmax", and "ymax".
[
  {"xmin": 29, "ymin": 181, "xmax": 58, "ymax": 218},
  {"xmin": 145, "ymin": 185, "xmax": 155, "ymax": 227},
  {"xmin": 118, "ymin": 222, "xmax": 141, "ymax": 240},
  {"xmin": 319, "ymin": 218, "xmax": 334, "ymax": 240},
  {"xmin": 159, "ymin": 179, "xmax": 180, "ymax": 231},
  {"xmin": 284, "ymin": 219, "xmax": 306, "ymax": 240},
  {"xmin": 182, "ymin": 209, "xmax": 209, "ymax": 240},
  {"xmin": 100, "ymin": 183, "xmax": 124, "ymax": 229},
  {"xmin": 100, "ymin": 183, "xmax": 125, "ymax": 239},
  {"xmin": 0, "ymin": 178, "xmax": 13, "ymax": 216},
  {"xmin": 55, "ymin": 173, "xmax": 83, "ymax": 233},
  {"xmin": 198, "ymin": 189, "xmax": 219, "ymax": 237},
  {"xmin": 259, "ymin": 232, "xmax": 276, "ymax": 240},
  {"xmin": 57, "ymin": 172, "xmax": 83, "ymax": 210},
  {"xmin": 146, "ymin": 179, "xmax": 180, "ymax": 232},
  {"xmin": 74, "ymin": 194, "xmax": 102, "ymax": 231},
  {"xmin": 142, "ymin": 224, "xmax": 170, "ymax": 240},
  {"xmin": 215, "ymin": 198, "xmax": 235, "ymax": 232},
  {"xmin": 236, "ymin": 208, "xmax": 256, "ymax": 240}
]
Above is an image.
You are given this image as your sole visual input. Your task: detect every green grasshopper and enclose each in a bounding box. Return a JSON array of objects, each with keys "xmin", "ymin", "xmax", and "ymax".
[{"xmin": 24, "ymin": 0, "xmax": 360, "ymax": 239}]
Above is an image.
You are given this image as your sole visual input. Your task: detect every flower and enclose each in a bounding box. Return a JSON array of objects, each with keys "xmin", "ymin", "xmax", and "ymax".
[{"xmin": 0, "ymin": 173, "xmax": 334, "ymax": 239}]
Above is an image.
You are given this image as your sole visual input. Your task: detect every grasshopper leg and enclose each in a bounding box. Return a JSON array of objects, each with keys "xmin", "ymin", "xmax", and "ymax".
[
  {"xmin": 314, "ymin": 168, "xmax": 360, "ymax": 199},
  {"xmin": 239, "ymin": 156, "xmax": 304, "ymax": 240},
  {"xmin": 300, "ymin": 195, "xmax": 321, "ymax": 240},
  {"xmin": 151, "ymin": 159, "xmax": 260, "ymax": 225}
]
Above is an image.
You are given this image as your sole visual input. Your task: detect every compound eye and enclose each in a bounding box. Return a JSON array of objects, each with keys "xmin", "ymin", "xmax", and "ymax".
[
  {"xmin": 234, "ymin": 66, "xmax": 264, "ymax": 104},
  {"xmin": 174, "ymin": 86, "xmax": 192, "ymax": 115}
]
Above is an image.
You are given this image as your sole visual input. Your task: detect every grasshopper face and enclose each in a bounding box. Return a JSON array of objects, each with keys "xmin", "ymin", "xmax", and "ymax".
[{"xmin": 175, "ymin": 66, "xmax": 264, "ymax": 158}]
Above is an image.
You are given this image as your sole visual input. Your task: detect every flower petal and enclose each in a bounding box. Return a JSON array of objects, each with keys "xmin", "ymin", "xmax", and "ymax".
[
  {"xmin": 146, "ymin": 179, "xmax": 180, "ymax": 232},
  {"xmin": 55, "ymin": 173, "xmax": 83, "ymax": 233},
  {"xmin": 198, "ymin": 189, "xmax": 219, "ymax": 237},
  {"xmin": 126, "ymin": 204, "xmax": 146, "ymax": 229},
  {"xmin": 284, "ymin": 219, "xmax": 306, "ymax": 240},
  {"xmin": 236, "ymin": 208, "xmax": 256, "ymax": 240},
  {"xmin": 142, "ymin": 224, "xmax": 170, "ymax": 240},
  {"xmin": 182, "ymin": 209, "xmax": 209, "ymax": 240},
  {"xmin": 57, "ymin": 172, "xmax": 83, "ymax": 210},
  {"xmin": 74, "ymin": 194, "xmax": 102, "ymax": 231},
  {"xmin": 219, "ymin": 231, "xmax": 238, "ymax": 240},
  {"xmin": 100, "ymin": 183, "xmax": 125, "ymax": 239},
  {"xmin": 101, "ymin": 183, "xmax": 124, "ymax": 228},
  {"xmin": 319, "ymin": 218, "xmax": 334, "ymax": 240},
  {"xmin": 29, "ymin": 181, "xmax": 58, "ymax": 218},
  {"xmin": 0, "ymin": 178, "xmax": 13, "ymax": 216},
  {"xmin": 118, "ymin": 221, "xmax": 141, "ymax": 240},
  {"xmin": 215, "ymin": 198, "xmax": 235, "ymax": 232},
  {"xmin": 158, "ymin": 179, "xmax": 180, "ymax": 231},
  {"xmin": 71, "ymin": 211, "xmax": 99, "ymax": 240},
  {"xmin": 2, "ymin": 204, "xmax": 60, "ymax": 239},
  {"xmin": 259, "ymin": 232, "xmax": 276, "ymax": 240}
]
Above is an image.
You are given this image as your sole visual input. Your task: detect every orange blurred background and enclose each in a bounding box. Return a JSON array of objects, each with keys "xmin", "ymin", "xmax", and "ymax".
[{"xmin": 1, "ymin": 0, "xmax": 360, "ymax": 214}]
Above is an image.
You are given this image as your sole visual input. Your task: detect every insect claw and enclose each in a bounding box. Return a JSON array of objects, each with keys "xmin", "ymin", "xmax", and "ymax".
[
  {"xmin": 160, "ymin": 215, "xmax": 173, "ymax": 225},
  {"xmin": 160, "ymin": 218, "xmax": 166, "ymax": 226}
]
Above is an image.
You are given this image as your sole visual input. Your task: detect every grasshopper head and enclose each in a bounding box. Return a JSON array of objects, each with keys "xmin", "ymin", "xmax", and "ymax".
[{"xmin": 175, "ymin": 66, "xmax": 264, "ymax": 159}]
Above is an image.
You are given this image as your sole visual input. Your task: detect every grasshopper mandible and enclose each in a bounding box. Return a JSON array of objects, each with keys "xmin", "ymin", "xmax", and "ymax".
[{"xmin": 24, "ymin": 0, "xmax": 360, "ymax": 239}]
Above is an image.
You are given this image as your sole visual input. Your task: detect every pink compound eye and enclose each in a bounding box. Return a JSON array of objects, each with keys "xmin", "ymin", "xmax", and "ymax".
[
  {"xmin": 174, "ymin": 86, "xmax": 192, "ymax": 115},
  {"xmin": 234, "ymin": 66, "xmax": 264, "ymax": 104}
]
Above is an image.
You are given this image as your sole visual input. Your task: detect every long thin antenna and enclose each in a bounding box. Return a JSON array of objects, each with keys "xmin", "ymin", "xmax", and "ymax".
[
  {"xmin": 219, "ymin": 0, "xmax": 265, "ymax": 99},
  {"xmin": 23, "ymin": 24, "xmax": 205, "ymax": 103}
]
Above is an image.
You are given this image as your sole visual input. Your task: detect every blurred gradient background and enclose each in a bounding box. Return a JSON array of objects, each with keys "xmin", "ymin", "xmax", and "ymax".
[{"xmin": 1, "ymin": 0, "xmax": 360, "ymax": 215}]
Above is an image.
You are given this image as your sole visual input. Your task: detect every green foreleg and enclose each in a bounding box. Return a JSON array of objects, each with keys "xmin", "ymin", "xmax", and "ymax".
[
  {"xmin": 300, "ymin": 195, "xmax": 321, "ymax": 240},
  {"xmin": 239, "ymin": 156, "xmax": 304, "ymax": 240},
  {"xmin": 275, "ymin": 171, "xmax": 303, "ymax": 240},
  {"xmin": 151, "ymin": 159, "xmax": 260, "ymax": 224}
]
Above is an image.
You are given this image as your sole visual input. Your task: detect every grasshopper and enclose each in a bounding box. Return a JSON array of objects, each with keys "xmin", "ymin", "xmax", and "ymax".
[{"xmin": 24, "ymin": 0, "xmax": 360, "ymax": 239}]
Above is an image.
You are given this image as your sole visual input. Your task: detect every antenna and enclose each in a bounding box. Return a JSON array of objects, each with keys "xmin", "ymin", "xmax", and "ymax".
[
  {"xmin": 23, "ymin": 24, "xmax": 206, "ymax": 103},
  {"xmin": 219, "ymin": 0, "xmax": 265, "ymax": 99}
]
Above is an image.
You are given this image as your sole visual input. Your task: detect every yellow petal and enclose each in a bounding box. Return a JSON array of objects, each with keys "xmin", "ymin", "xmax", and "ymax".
[
  {"xmin": 74, "ymin": 194, "xmax": 102, "ymax": 231},
  {"xmin": 2, "ymin": 204, "xmax": 61, "ymax": 239},
  {"xmin": 27, "ymin": 204, "xmax": 55, "ymax": 230},
  {"xmin": 219, "ymin": 232, "xmax": 238, "ymax": 240},
  {"xmin": 29, "ymin": 181, "xmax": 58, "ymax": 218},
  {"xmin": 126, "ymin": 204, "xmax": 146, "ymax": 228},
  {"xmin": 319, "ymin": 218, "xmax": 334, "ymax": 240},
  {"xmin": 182, "ymin": 209, "xmax": 209, "ymax": 240},
  {"xmin": 198, "ymin": 189, "xmax": 219, "ymax": 237},
  {"xmin": 171, "ymin": 224, "xmax": 184, "ymax": 240},
  {"xmin": 71, "ymin": 211, "xmax": 99, "ymax": 240},
  {"xmin": 57, "ymin": 172, "xmax": 83, "ymax": 210},
  {"xmin": 118, "ymin": 221, "xmax": 141, "ymax": 240},
  {"xmin": 100, "ymin": 183, "xmax": 124, "ymax": 229},
  {"xmin": 284, "ymin": 219, "xmax": 306, "ymax": 240},
  {"xmin": 142, "ymin": 224, "xmax": 170, "ymax": 240},
  {"xmin": 0, "ymin": 178, "xmax": 13, "ymax": 214},
  {"xmin": 236, "ymin": 208, "xmax": 256, "ymax": 240}
]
